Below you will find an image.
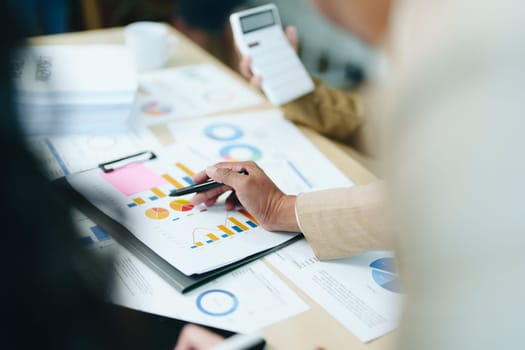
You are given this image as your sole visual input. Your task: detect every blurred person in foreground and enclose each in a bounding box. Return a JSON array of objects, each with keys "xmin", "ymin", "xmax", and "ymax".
[
  {"xmin": 2, "ymin": 11, "xmax": 232, "ymax": 350},
  {"xmin": 175, "ymin": 0, "xmax": 525, "ymax": 349},
  {"xmin": 2, "ymin": 13, "xmax": 117, "ymax": 350}
]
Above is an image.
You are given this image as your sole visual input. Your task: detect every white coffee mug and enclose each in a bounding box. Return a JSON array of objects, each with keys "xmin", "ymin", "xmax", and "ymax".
[{"xmin": 124, "ymin": 21, "xmax": 177, "ymax": 71}]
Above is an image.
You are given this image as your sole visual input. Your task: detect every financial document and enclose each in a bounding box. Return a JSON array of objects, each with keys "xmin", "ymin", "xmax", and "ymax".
[
  {"xmin": 28, "ymin": 128, "xmax": 160, "ymax": 179},
  {"xmin": 73, "ymin": 211, "xmax": 309, "ymax": 333},
  {"xmin": 266, "ymin": 240, "xmax": 405, "ymax": 342},
  {"xmin": 66, "ymin": 109, "xmax": 353, "ymax": 275},
  {"xmin": 166, "ymin": 109, "xmax": 353, "ymax": 194},
  {"xmin": 135, "ymin": 64, "xmax": 263, "ymax": 125},
  {"xmin": 15, "ymin": 45, "xmax": 137, "ymax": 135},
  {"xmin": 65, "ymin": 145, "xmax": 299, "ymax": 275}
]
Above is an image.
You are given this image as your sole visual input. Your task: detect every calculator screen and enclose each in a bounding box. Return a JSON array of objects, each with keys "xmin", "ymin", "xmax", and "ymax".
[{"xmin": 240, "ymin": 10, "xmax": 275, "ymax": 33}]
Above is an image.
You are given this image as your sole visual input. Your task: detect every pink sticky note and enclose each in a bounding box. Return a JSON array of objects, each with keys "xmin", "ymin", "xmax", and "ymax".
[{"xmin": 100, "ymin": 163, "xmax": 167, "ymax": 196}]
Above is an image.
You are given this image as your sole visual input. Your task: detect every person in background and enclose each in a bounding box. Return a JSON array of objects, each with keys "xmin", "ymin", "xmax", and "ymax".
[
  {"xmin": 238, "ymin": 5, "xmax": 382, "ymax": 166},
  {"xmin": 240, "ymin": 23, "xmax": 368, "ymax": 149},
  {"xmin": 172, "ymin": 0, "xmax": 248, "ymax": 68},
  {"xmin": 175, "ymin": 0, "xmax": 525, "ymax": 349},
  {"xmin": 7, "ymin": 0, "xmax": 70, "ymax": 36}
]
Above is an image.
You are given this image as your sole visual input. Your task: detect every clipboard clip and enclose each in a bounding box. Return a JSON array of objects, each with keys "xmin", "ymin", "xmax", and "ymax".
[{"xmin": 99, "ymin": 151, "xmax": 157, "ymax": 173}]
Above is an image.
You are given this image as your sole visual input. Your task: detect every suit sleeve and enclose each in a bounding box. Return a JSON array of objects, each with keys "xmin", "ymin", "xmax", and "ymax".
[
  {"xmin": 295, "ymin": 181, "xmax": 393, "ymax": 260},
  {"xmin": 281, "ymin": 77, "xmax": 364, "ymax": 144}
]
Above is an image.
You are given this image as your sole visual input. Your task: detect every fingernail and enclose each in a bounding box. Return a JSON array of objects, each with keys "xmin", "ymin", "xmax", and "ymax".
[{"xmin": 206, "ymin": 166, "xmax": 217, "ymax": 175}]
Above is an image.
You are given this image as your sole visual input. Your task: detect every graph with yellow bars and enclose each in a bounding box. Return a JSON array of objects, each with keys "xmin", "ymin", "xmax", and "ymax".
[
  {"xmin": 191, "ymin": 209, "xmax": 260, "ymax": 249},
  {"xmin": 125, "ymin": 162, "xmax": 196, "ymax": 209},
  {"xmin": 114, "ymin": 160, "xmax": 263, "ymax": 251}
]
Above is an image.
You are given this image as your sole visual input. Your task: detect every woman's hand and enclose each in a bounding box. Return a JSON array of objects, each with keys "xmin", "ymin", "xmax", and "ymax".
[{"xmin": 191, "ymin": 161, "xmax": 300, "ymax": 232}]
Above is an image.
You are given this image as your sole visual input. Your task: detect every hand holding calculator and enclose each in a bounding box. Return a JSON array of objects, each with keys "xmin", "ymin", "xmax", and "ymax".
[{"xmin": 230, "ymin": 3, "xmax": 314, "ymax": 106}]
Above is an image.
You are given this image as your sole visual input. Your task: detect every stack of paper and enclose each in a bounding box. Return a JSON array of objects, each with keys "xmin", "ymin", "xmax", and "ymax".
[
  {"xmin": 14, "ymin": 45, "xmax": 138, "ymax": 135},
  {"xmin": 65, "ymin": 110, "xmax": 352, "ymax": 278}
]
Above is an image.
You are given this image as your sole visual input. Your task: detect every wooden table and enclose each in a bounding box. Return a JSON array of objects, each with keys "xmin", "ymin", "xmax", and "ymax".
[{"xmin": 32, "ymin": 26, "xmax": 395, "ymax": 350}]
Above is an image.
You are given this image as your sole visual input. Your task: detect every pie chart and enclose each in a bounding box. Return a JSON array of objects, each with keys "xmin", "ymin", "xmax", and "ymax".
[
  {"xmin": 370, "ymin": 257, "xmax": 401, "ymax": 293},
  {"xmin": 141, "ymin": 101, "xmax": 172, "ymax": 116},
  {"xmin": 219, "ymin": 144, "xmax": 262, "ymax": 161},
  {"xmin": 145, "ymin": 207, "xmax": 169, "ymax": 220},
  {"xmin": 204, "ymin": 123, "xmax": 244, "ymax": 141},
  {"xmin": 196, "ymin": 289, "xmax": 238, "ymax": 316},
  {"xmin": 170, "ymin": 199, "xmax": 194, "ymax": 212}
]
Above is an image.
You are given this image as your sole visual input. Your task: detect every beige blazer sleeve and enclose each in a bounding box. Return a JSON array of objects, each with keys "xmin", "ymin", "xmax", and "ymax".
[
  {"xmin": 281, "ymin": 77, "xmax": 364, "ymax": 144},
  {"xmin": 295, "ymin": 181, "xmax": 392, "ymax": 260}
]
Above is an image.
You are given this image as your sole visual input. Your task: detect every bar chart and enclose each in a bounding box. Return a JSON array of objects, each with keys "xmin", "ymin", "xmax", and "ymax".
[
  {"xmin": 79, "ymin": 225, "xmax": 112, "ymax": 247},
  {"xmin": 190, "ymin": 209, "xmax": 260, "ymax": 249},
  {"xmin": 112, "ymin": 161, "xmax": 196, "ymax": 209},
  {"xmin": 106, "ymin": 160, "xmax": 264, "ymax": 251},
  {"xmin": 68, "ymin": 146, "xmax": 300, "ymax": 276}
]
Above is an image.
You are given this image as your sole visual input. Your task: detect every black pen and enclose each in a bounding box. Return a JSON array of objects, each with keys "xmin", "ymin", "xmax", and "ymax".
[{"xmin": 169, "ymin": 169, "xmax": 248, "ymax": 197}]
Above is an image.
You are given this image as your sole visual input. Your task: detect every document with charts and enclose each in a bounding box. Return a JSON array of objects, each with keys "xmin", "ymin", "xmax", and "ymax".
[
  {"xmin": 166, "ymin": 109, "xmax": 353, "ymax": 195},
  {"xmin": 27, "ymin": 127, "xmax": 161, "ymax": 179},
  {"xmin": 134, "ymin": 63, "xmax": 263, "ymax": 125},
  {"xmin": 266, "ymin": 240, "xmax": 405, "ymax": 342},
  {"xmin": 66, "ymin": 110, "xmax": 352, "ymax": 276},
  {"xmin": 72, "ymin": 210, "xmax": 309, "ymax": 333},
  {"xmin": 65, "ymin": 145, "xmax": 298, "ymax": 276}
]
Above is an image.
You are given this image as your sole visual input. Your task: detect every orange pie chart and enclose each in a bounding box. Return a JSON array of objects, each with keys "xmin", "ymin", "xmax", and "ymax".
[
  {"xmin": 170, "ymin": 199, "xmax": 194, "ymax": 212},
  {"xmin": 145, "ymin": 207, "xmax": 169, "ymax": 220}
]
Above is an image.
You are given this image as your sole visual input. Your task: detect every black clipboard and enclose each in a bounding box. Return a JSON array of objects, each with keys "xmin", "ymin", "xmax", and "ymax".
[{"xmin": 54, "ymin": 151, "xmax": 302, "ymax": 294}]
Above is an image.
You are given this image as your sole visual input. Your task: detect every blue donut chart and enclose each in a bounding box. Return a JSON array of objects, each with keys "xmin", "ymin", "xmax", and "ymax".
[
  {"xmin": 219, "ymin": 144, "xmax": 262, "ymax": 161},
  {"xmin": 204, "ymin": 124, "xmax": 244, "ymax": 141},
  {"xmin": 196, "ymin": 289, "xmax": 239, "ymax": 316}
]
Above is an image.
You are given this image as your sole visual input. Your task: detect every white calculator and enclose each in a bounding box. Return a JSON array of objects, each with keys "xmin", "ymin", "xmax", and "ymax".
[{"xmin": 230, "ymin": 3, "xmax": 314, "ymax": 106}]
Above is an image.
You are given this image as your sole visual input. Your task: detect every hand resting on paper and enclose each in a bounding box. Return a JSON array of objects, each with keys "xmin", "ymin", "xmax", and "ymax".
[
  {"xmin": 173, "ymin": 324, "xmax": 224, "ymax": 350},
  {"xmin": 190, "ymin": 161, "xmax": 300, "ymax": 232},
  {"xmin": 237, "ymin": 25, "xmax": 299, "ymax": 89}
]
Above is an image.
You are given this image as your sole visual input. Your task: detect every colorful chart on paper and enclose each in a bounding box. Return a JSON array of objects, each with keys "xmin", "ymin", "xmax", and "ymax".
[
  {"xmin": 370, "ymin": 257, "xmax": 401, "ymax": 293},
  {"xmin": 166, "ymin": 110, "xmax": 354, "ymax": 195},
  {"xmin": 67, "ymin": 146, "xmax": 299, "ymax": 275}
]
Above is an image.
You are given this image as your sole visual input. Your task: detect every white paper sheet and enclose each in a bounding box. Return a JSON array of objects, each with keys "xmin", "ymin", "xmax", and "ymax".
[
  {"xmin": 134, "ymin": 64, "xmax": 263, "ymax": 125},
  {"xmin": 166, "ymin": 109, "xmax": 353, "ymax": 194},
  {"xmin": 266, "ymin": 240, "xmax": 405, "ymax": 342},
  {"xmin": 72, "ymin": 211, "xmax": 309, "ymax": 333},
  {"xmin": 66, "ymin": 145, "xmax": 299, "ymax": 275},
  {"xmin": 15, "ymin": 45, "xmax": 138, "ymax": 135},
  {"xmin": 15, "ymin": 45, "xmax": 137, "ymax": 104},
  {"xmin": 27, "ymin": 127, "xmax": 161, "ymax": 179}
]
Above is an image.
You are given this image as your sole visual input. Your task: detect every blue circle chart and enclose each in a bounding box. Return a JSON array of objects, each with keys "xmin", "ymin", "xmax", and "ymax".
[
  {"xmin": 369, "ymin": 257, "xmax": 402, "ymax": 293},
  {"xmin": 219, "ymin": 144, "xmax": 262, "ymax": 161},
  {"xmin": 196, "ymin": 289, "xmax": 239, "ymax": 316},
  {"xmin": 204, "ymin": 124, "xmax": 244, "ymax": 141}
]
